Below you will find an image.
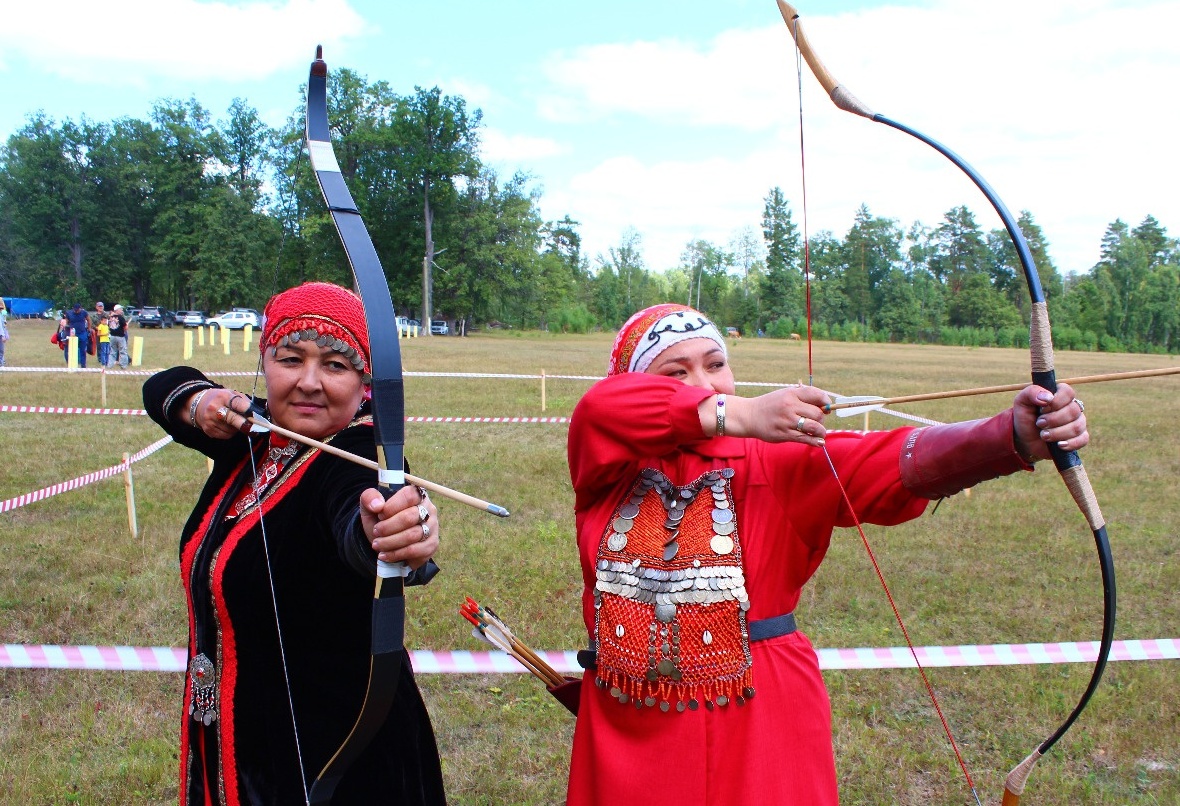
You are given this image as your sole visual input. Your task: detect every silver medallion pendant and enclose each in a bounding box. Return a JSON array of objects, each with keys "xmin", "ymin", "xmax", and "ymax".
[{"xmin": 188, "ymin": 653, "xmax": 219, "ymax": 726}]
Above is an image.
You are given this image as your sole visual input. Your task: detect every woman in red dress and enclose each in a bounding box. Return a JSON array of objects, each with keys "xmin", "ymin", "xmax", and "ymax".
[{"xmin": 565, "ymin": 303, "xmax": 1089, "ymax": 805}]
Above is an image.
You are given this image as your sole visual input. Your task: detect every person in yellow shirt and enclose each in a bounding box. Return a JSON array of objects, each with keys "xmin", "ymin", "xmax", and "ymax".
[{"xmin": 96, "ymin": 319, "xmax": 111, "ymax": 367}]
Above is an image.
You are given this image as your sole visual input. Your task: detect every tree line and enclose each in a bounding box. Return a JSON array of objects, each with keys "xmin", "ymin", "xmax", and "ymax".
[{"xmin": 1, "ymin": 69, "xmax": 1176, "ymax": 353}]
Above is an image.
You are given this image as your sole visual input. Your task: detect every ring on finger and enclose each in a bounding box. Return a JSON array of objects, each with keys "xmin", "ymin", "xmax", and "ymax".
[
  {"xmin": 217, "ymin": 406, "xmax": 229, "ymax": 420},
  {"xmin": 796, "ymin": 416, "xmax": 807, "ymax": 432},
  {"xmin": 417, "ymin": 504, "xmax": 430, "ymax": 524},
  {"xmin": 1075, "ymin": 398, "xmax": 1085, "ymax": 413},
  {"xmin": 421, "ymin": 522, "xmax": 432, "ymax": 540}
]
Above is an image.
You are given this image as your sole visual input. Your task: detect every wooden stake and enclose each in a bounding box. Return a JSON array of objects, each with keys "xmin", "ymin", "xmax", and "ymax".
[
  {"xmin": 123, "ymin": 452, "xmax": 138, "ymax": 541},
  {"xmin": 541, "ymin": 369, "xmax": 547, "ymax": 412}
]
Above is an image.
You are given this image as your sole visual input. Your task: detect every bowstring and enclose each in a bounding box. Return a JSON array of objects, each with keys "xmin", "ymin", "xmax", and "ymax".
[
  {"xmin": 793, "ymin": 18, "xmax": 814, "ymax": 386},
  {"xmin": 790, "ymin": 19, "xmax": 979, "ymax": 805},
  {"xmin": 247, "ymin": 229, "xmax": 313, "ymax": 802}
]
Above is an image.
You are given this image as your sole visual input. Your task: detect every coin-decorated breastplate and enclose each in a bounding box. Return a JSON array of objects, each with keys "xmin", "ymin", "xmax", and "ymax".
[{"xmin": 593, "ymin": 467, "xmax": 754, "ymax": 713}]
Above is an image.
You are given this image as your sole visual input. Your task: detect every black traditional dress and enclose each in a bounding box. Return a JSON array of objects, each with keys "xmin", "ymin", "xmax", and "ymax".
[{"xmin": 145, "ymin": 367, "xmax": 445, "ymax": 805}]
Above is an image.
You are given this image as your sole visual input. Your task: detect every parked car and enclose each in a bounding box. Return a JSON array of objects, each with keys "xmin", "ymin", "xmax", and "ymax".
[
  {"xmin": 207, "ymin": 310, "xmax": 260, "ymax": 330},
  {"xmin": 430, "ymin": 319, "xmax": 449, "ymax": 335},
  {"xmin": 181, "ymin": 311, "xmax": 208, "ymax": 327},
  {"xmin": 138, "ymin": 307, "xmax": 174, "ymax": 328}
]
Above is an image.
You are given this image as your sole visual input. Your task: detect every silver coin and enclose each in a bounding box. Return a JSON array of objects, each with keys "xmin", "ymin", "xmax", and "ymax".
[
  {"xmin": 712, "ymin": 508, "xmax": 734, "ymax": 524},
  {"xmin": 677, "ymin": 701, "xmax": 687, "ymax": 712},
  {"xmin": 612, "ymin": 516, "xmax": 633, "ymax": 533},
  {"xmin": 714, "ymin": 499, "xmax": 731, "ymax": 510},
  {"xmin": 645, "ymin": 696, "xmax": 656, "ymax": 707},
  {"xmin": 711, "ymin": 535, "xmax": 735, "ymax": 555},
  {"xmin": 607, "ymin": 533, "xmax": 628, "ymax": 552},
  {"xmin": 663, "ymin": 542, "xmax": 679, "ymax": 561},
  {"xmin": 721, "ymin": 468, "xmax": 735, "ymax": 478},
  {"xmin": 713, "ymin": 521, "xmax": 736, "ymax": 536},
  {"xmin": 680, "ymin": 489, "xmax": 694, "ymax": 499},
  {"xmin": 656, "ymin": 659, "xmax": 675, "ymax": 676},
  {"xmin": 619, "ymin": 503, "xmax": 640, "ymax": 519},
  {"xmin": 655, "ymin": 603, "xmax": 677, "ymax": 623},
  {"xmin": 716, "ymin": 695, "xmax": 729, "ymax": 707}
]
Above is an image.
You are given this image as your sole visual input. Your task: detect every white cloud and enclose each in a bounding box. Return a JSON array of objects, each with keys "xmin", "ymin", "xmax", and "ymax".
[
  {"xmin": 0, "ymin": 0, "xmax": 367, "ymax": 83},
  {"xmin": 480, "ymin": 127, "xmax": 568, "ymax": 164},
  {"xmin": 534, "ymin": 0, "xmax": 1180, "ymax": 276}
]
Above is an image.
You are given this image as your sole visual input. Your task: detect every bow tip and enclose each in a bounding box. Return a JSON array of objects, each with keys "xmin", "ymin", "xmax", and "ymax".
[{"xmin": 311, "ymin": 45, "xmax": 327, "ymax": 77}]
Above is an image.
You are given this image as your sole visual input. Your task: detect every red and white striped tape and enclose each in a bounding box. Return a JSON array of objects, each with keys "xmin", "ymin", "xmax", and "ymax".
[
  {"xmin": 2, "ymin": 639, "xmax": 1175, "ymax": 673},
  {"xmin": 1, "ymin": 405, "xmax": 572, "ymax": 424},
  {"xmin": 0, "ymin": 405, "xmax": 148, "ymax": 416},
  {"xmin": 0, "ymin": 435, "xmax": 173, "ymax": 513},
  {"xmin": 406, "ymin": 416, "xmax": 570, "ymax": 423}
]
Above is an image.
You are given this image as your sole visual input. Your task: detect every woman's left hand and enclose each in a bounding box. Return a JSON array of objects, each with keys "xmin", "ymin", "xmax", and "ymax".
[
  {"xmin": 1012, "ymin": 382, "xmax": 1089, "ymax": 462},
  {"xmin": 359, "ymin": 484, "xmax": 439, "ymax": 569}
]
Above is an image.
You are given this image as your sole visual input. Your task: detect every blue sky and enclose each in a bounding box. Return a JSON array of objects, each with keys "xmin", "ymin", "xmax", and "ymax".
[{"xmin": 2, "ymin": 0, "xmax": 1177, "ymax": 276}]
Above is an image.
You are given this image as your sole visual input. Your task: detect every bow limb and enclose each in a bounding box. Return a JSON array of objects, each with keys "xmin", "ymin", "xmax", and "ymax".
[
  {"xmin": 305, "ymin": 46, "xmax": 411, "ymax": 805},
  {"xmin": 778, "ymin": 5, "xmax": 1116, "ymax": 803}
]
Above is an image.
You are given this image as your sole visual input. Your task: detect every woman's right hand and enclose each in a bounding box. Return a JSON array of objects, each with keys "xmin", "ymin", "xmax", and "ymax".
[
  {"xmin": 186, "ymin": 389, "xmax": 252, "ymax": 439},
  {"xmin": 728, "ymin": 385, "xmax": 832, "ymax": 446}
]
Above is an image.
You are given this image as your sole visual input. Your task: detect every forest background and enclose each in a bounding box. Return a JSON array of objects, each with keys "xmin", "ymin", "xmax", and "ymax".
[{"xmin": 1, "ymin": 69, "xmax": 1177, "ymax": 354}]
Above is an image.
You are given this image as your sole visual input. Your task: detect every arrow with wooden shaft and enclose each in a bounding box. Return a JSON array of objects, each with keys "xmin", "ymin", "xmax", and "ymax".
[{"xmin": 826, "ymin": 366, "xmax": 1180, "ymax": 417}]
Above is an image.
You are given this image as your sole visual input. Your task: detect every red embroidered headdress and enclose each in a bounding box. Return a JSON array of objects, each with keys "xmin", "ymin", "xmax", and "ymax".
[{"xmin": 261, "ymin": 282, "xmax": 371, "ymax": 382}]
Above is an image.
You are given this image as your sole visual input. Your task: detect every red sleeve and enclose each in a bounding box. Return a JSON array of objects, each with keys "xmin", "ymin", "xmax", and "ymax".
[
  {"xmin": 809, "ymin": 428, "xmax": 930, "ymax": 529},
  {"xmin": 567, "ymin": 373, "xmax": 713, "ymax": 503}
]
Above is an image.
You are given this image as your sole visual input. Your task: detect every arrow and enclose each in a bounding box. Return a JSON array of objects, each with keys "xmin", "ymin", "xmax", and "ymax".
[
  {"xmin": 245, "ymin": 414, "xmax": 510, "ymax": 517},
  {"xmin": 825, "ymin": 366, "xmax": 1180, "ymax": 417}
]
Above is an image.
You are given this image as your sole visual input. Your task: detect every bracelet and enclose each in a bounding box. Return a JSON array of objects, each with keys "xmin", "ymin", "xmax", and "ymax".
[
  {"xmin": 188, "ymin": 389, "xmax": 209, "ymax": 427},
  {"xmin": 715, "ymin": 394, "xmax": 726, "ymax": 437}
]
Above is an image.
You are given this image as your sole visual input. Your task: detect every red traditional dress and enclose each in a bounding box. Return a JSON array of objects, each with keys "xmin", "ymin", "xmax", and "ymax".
[{"xmin": 565, "ymin": 372, "xmax": 933, "ymax": 805}]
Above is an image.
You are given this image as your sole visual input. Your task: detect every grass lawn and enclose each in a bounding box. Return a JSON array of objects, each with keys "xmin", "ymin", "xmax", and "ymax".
[{"xmin": 1, "ymin": 318, "xmax": 1177, "ymax": 804}]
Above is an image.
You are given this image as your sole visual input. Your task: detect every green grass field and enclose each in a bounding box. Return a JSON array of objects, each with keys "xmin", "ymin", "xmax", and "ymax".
[{"xmin": 1, "ymin": 318, "xmax": 1177, "ymax": 804}]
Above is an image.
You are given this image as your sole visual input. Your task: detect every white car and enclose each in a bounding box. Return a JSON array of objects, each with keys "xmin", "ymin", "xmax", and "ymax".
[{"xmin": 207, "ymin": 310, "xmax": 260, "ymax": 330}]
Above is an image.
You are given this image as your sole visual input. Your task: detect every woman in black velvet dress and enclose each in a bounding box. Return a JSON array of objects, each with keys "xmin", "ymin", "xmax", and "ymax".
[{"xmin": 144, "ymin": 282, "xmax": 446, "ymax": 805}]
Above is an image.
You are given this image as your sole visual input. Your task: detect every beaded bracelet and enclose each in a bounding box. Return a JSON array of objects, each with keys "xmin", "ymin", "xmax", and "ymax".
[{"xmin": 716, "ymin": 394, "xmax": 726, "ymax": 437}]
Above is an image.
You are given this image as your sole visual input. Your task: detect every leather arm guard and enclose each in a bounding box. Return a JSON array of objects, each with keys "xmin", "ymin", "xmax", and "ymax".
[{"xmin": 899, "ymin": 409, "xmax": 1033, "ymax": 500}]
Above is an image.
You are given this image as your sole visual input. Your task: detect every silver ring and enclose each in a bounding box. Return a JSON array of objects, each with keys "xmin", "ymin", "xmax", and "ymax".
[
  {"xmin": 421, "ymin": 522, "xmax": 431, "ymax": 540},
  {"xmin": 417, "ymin": 504, "xmax": 430, "ymax": 524},
  {"xmin": 217, "ymin": 406, "xmax": 229, "ymax": 420},
  {"xmin": 416, "ymin": 485, "xmax": 429, "ymax": 502},
  {"xmin": 796, "ymin": 416, "xmax": 807, "ymax": 432},
  {"xmin": 1075, "ymin": 398, "xmax": 1085, "ymax": 413}
]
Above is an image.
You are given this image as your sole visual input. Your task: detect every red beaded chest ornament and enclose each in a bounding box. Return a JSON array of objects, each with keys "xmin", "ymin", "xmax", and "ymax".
[{"xmin": 593, "ymin": 467, "xmax": 755, "ymax": 712}]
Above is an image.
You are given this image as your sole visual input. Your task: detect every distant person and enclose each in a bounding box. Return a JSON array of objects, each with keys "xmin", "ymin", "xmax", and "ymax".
[
  {"xmin": 50, "ymin": 316, "xmax": 72, "ymax": 364},
  {"xmin": 65, "ymin": 304, "xmax": 91, "ymax": 368},
  {"xmin": 108, "ymin": 304, "xmax": 130, "ymax": 368},
  {"xmin": 0, "ymin": 297, "xmax": 9, "ymax": 367},
  {"xmin": 91, "ymin": 300, "xmax": 106, "ymax": 329},
  {"xmin": 95, "ymin": 317, "xmax": 111, "ymax": 367}
]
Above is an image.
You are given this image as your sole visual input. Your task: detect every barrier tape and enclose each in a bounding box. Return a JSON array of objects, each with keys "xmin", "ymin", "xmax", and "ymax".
[
  {"xmin": 1, "ymin": 405, "xmax": 148, "ymax": 416},
  {"xmin": 1, "ymin": 405, "xmax": 572, "ymax": 424},
  {"xmin": 2, "ymin": 639, "xmax": 1175, "ymax": 673},
  {"xmin": 3, "ymin": 366, "xmax": 799, "ymax": 385},
  {"xmin": 0, "ymin": 435, "xmax": 172, "ymax": 513}
]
